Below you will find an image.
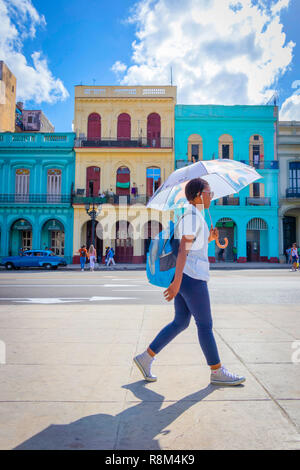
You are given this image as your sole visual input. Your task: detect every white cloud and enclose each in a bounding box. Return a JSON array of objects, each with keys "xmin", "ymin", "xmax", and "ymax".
[
  {"xmin": 0, "ymin": 0, "xmax": 69, "ymax": 104},
  {"xmin": 280, "ymin": 81, "xmax": 300, "ymax": 120},
  {"xmin": 112, "ymin": 0, "xmax": 294, "ymax": 105},
  {"xmin": 111, "ymin": 61, "xmax": 127, "ymax": 74}
]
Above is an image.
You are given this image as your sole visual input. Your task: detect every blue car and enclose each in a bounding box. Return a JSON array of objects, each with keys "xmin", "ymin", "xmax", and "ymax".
[{"xmin": 0, "ymin": 250, "xmax": 68, "ymax": 270}]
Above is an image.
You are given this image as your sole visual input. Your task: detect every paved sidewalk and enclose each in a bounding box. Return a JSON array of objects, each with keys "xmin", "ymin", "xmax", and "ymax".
[
  {"xmin": 65, "ymin": 262, "xmax": 291, "ymax": 271},
  {"xmin": 0, "ymin": 290, "xmax": 299, "ymax": 449}
]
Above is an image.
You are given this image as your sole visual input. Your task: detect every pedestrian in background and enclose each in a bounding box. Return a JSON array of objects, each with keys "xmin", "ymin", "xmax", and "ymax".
[
  {"xmin": 233, "ymin": 246, "xmax": 237, "ymax": 262},
  {"xmin": 89, "ymin": 244, "xmax": 97, "ymax": 272},
  {"xmin": 290, "ymin": 243, "xmax": 299, "ymax": 272},
  {"xmin": 105, "ymin": 246, "xmax": 110, "ymax": 266},
  {"xmin": 218, "ymin": 247, "xmax": 225, "ymax": 262},
  {"xmin": 107, "ymin": 247, "xmax": 116, "ymax": 267},
  {"xmin": 79, "ymin": 245, "xmax": 88, "ymax": 272}
]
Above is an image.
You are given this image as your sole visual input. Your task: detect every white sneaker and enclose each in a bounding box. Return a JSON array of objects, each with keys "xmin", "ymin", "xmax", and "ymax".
[
  {"xmin": 133, "ymin": 351, "xmax": 157, "ymax": 382},
  {"xmin": 210, "ymin": 365, "xmax": 245, "ymax": 386}
]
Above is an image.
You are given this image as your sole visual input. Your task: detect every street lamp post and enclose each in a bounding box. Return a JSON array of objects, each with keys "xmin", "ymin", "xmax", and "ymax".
[{"xmin": 85, "ymin": 199, "xmax": 102, "ymax": 248}]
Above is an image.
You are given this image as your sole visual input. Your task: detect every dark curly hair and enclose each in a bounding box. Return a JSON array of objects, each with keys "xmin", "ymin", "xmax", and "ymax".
[{"xmin": 185, "ymin": 178, "xmax": 208, "ymax": 202}]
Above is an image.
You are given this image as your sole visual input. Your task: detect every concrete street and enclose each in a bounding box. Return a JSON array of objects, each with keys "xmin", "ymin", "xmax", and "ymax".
[{"xmin": 0, "ymin": 269, "xmax": 299, "ymax": 449}]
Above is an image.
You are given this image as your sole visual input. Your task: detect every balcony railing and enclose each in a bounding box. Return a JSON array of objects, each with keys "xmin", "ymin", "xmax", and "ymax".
[
  {"xmin": 0, "ymin": 194, "xmax": 71, "ymax": 204},
  {"xmin": 246, "ymin": 197, "xmax": 271, "ymax": 206},
  {"xmin": 72, "ymin": 194, "xmax": 151, "ymax": 206},
  {"xmin": 75, "ymin": 137, "xmax": 173, "ymax": 149},
  {"xmin": 286, "ymin": 188, "xmax": 300, "ymax": 198},
  {"xmin": 240, "ymin": 160, "xmax": 279, "ymax": 169},
  {"xmin": 214, "ymin": 197, "xmax": 240, "ymax": 206}
]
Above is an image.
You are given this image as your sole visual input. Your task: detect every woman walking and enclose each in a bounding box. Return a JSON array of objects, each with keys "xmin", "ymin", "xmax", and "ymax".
[
  {"xmin": 290, "ymin": 243, "xmax": 299, "ymax": 272},
  {"xmin": 88, "ymin": 244, "xmax": 97, "ymax": 272},
  {"xmin": 134, "ymin": 177, "xmax": 245, "ymax": 386},
  {"xmin": 79, "ymin": 245, "xmax": 88, "ymax": 272}
]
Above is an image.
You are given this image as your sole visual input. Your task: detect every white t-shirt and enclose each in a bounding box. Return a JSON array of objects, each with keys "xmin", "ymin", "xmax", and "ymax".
[{"xmin": 175, "ymin": 204, "xmax": 210, "ymax": 281}]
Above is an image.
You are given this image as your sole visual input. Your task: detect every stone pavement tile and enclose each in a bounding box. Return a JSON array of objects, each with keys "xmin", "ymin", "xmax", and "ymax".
[
  {"xmin": 5, "ymin": 342, "xmax": 137, "ymax": 366},
  {"xmin": 0, "ymin": 402, "xmax": 123, "ymax": 450},
  {"xmin": 116, "ymin": 398, "xmax": 300, "ymax": 450},
  {"xmin": 0, "ymin": 315, "xmax": 144, "ymax": 331},
  {"xmin": 230, "ymin": 341, "xmax": 296, "ymax": 364},
  {"xmin": 247, "ymin": 364, "xmax": 300, "ymax": 400},
  {"xmin": 215, "ymin": 327, "xmax": 295, "ymax": 343},
  {"xmin": 278, "ymin": 400, "xmax": 300, "ymax": 430},
  {"xmin": 0, "ymin": 327, "xmax": 140, "ymax": 344},
  {"xmin": 129, "ymin": 364, "xmax": 268, "ymax": 401},
  {"xmin": 0, "ymin": 364, "xmax": 131, "ymax": 402}
]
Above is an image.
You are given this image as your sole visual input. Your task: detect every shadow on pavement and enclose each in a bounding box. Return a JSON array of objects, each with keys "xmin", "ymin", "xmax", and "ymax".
[{"xmin": 14, "ymin": 381, "xmax": 221, "ymax": 450}]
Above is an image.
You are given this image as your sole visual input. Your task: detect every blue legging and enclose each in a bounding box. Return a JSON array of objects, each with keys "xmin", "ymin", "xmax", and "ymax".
[
  {"xmin": 149, "ymin": 273, "xmax": 220, "ymax": 366},
  {"xmin": 80, "ymin": 257, "xmax": 86, "ymax": 269}
]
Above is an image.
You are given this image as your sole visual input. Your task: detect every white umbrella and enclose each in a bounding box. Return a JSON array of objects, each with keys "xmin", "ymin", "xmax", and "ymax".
[{"xmin": 147, "ymin": 159, "xmax": 261, "ymax": 211}]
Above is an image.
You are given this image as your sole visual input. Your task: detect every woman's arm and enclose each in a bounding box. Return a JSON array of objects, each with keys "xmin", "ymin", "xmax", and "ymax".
[{"xmin": 163, "ymin": 235, "xmax": 194, "ymax": 302}]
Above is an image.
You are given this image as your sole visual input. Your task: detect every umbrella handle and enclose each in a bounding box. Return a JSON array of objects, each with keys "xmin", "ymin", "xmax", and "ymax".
[{"xmin": 216, "ymin": 237, "xmax": 228, "ymax": 249}]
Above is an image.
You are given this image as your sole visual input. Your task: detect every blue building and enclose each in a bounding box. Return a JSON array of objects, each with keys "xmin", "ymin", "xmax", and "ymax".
[
  {"xmin": 175, "ymin": 105, "xmax": 279, "ymax": 263},
  {"xmin": 0, "ymin": 132, "xmax": 75, "ymax": 264}
]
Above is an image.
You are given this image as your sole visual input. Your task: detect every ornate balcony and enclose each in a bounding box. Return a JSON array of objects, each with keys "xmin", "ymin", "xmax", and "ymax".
[
  {"xmin": 72, "ymin": 194, "xmax": 151, "ymax": 206},
  {"xmin": 240, "ymin": 160, "xmax": 279, "ymax": 169},
  {"xmin": 246, "ymin": 197, "xmax": 271, "ymax": 206},
  {"xmin": 75, "ymin": 136, "xmax": 173, "ymax": 149},
  {"xmin": 0, "ymin": 194, "xmax": 71, "ymax": 205},
  {"xmin": 214, "ymin": 197, "xmax": 240, "ymax": 206},
  {"xmin": 286, "ymin": 188, "xmax": 300, "ymax": 198}
]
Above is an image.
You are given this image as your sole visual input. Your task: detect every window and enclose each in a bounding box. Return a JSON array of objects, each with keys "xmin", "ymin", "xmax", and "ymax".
[
  {"xmin": 222, "ymin": 144, "xmax": 230, "ymax": 159},
  {"xmin": 191, "ymin": 145, "xmax": 199, "ymax": 161},
  {"xmin": 87, "ymin": 113, "xmax": 101, "ymax": 140},
  {"xmin": 147, "ymin": 113, "xmax": 161, "ymax": 148},
  {"xmin": 289, "ymin": 162, "xmax": 300, "ymax": 190},
  {"xmin": 15, "ymin": 168, "xmax": 30, "ymax": 202},
  {"xmin": 116, "ymin": 166, "xmax": 130, "ymax": 196},
  {"xmin": 253, "ymin": 183, "xmax": 260, "ymax": 197},
  {"xmin": 254, "ymin": 135, "xmax": 259, "ymax": 141},
  {"xmin": 28, "ymin": 116, "xmax": 33, "ymax": 123},
  {"xmin": 146, "ymin": 167, "xmax": 161, "ymax": 197},
  {"xmin": 47, "ymin": 169, "xmax": 62, "ymax": 202},
  {"xmin": 117, "ymin": 113, "xmax": 131, "ymax": 140},
  {"xmin": 188, "ymin": 135, "xmax": 203, "ymax": 162},
  {"xmin": 219, "ymin": 134, "xmax": 233, "ymax": 159},
  {"xmin": 249, "ymin": 135, "xmax": 264, "ymax": 166},
  {"xmin": 22, "ymin": 230, "xmax": 32, "ymax": 250},
  {"xmin": 51, "ymin": 230, "xmax": 65, "ymax": 256}
]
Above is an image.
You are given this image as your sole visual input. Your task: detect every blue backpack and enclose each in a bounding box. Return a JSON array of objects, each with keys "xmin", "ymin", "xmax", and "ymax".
[{"xmin": 146, "ymin": 219, "xmax": 181, "ymax": 288}]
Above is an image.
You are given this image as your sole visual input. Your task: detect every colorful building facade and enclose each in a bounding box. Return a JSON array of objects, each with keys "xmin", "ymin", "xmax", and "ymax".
[
  {"xmin": 175, "ymin": 105, "xmax": 279, "ymax": 262},
  {"xmin": 72, "ymin": 85, "xmax": 176, "ymax": 263},
  {"xmin": 278, "ymin": 121, "xmax": 300, "ymax": 261},
  {"xmin": 0, "ymin": 132, "xmax": 75, "ymax": 263}
]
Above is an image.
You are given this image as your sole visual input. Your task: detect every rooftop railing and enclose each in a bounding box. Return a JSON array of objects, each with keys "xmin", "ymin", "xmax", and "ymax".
[
  {"xmin": 246, "ymin": 197, "xmax": 271, "ymax": 206},
  {"xmin": 286, "ymin": 188, "xmax": 300, "ymax": 198}
]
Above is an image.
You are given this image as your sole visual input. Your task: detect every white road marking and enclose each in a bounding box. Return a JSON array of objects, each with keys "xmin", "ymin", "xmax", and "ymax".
[
  {"xmin": 0, "ymin": 284, "xmax": 141, "ymax": 288},
  {"xmin": 0, "ymin": 296, "xmax": 137, "ymax": 303}
]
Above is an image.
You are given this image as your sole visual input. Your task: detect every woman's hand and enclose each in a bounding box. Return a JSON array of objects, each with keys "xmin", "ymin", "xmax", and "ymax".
[
  {"xmin": 163, "ymin": 279, "xmax": 181, "ymax": 302},
  {"xmin": 208, "ymin": 225, "xmax": 219, "ymax": 242}
]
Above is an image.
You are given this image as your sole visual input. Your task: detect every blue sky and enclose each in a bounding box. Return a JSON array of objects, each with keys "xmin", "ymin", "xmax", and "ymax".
[{"xmin": 1, "ymin": 0, "xmax": 299, "ymax": 131}]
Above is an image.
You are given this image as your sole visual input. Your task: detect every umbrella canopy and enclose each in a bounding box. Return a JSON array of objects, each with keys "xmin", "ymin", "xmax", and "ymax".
[{"xmin": 147, "ymin": 159, "xmax": 261, "ymax": 211}]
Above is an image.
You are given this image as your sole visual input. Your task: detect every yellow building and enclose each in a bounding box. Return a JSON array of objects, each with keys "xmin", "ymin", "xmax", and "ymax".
[
  {"xmin": 0, "ymin": 61, "xmax": 16, "ymax": 133},
  {"xmin": 72, "ymin": 85, "xmax": 176, "ymax": 263}
]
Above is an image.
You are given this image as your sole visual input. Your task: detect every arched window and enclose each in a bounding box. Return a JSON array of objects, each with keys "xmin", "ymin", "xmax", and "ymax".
[
  {"xmin": 249, "ymin": 135, "xmax": 264, "ymax": 167},
  {"xmin": 188, "ymin": 134, "xmax": 203, "ymax": 162},
  {"xmin": 86, "ymin": 166, "xmax": 101, "ymax": 197},
  {"xmin": 87, "ymin": 113, "xmax": 101, "ymax": 140},
  {"xmin": 116, "ymin": 166, "xmax": 130, "ymax": 196},
  {"xmin": 117, "ymin": 113, "xmax": 131, "ymax": 141},
  {"xmin": 147, "ymin": 113, "xmax": 161, "ymax": 148},
  {"xmin": 218, "ymin": 134, "xmax": 233, "ymax": 159}
]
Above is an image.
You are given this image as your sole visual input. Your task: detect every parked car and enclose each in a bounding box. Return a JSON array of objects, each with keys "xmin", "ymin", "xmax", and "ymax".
[{"xmin": 0, "ymin": 250, "xmax": 67, "ymax": 270}]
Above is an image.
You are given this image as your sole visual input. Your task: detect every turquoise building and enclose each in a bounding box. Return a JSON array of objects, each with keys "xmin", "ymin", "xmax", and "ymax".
[
  {"xmin": 0, "ymin": 132, "xmax": 75, "ymax": 264},
  {"xmin": 175, "ymin": 105, "xmax": 279, "ymax": 263}
]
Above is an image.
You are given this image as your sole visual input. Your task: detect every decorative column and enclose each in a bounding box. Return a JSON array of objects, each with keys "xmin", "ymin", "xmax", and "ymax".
[{"xmin": 237, "ymin": 220, "xmax": 247, "ymax": 262}]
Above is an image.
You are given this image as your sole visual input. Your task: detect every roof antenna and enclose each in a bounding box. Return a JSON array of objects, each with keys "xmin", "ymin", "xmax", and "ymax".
[{"xmin": 170, "ymin": 66, "xmax": 173, "ymax": 86}]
